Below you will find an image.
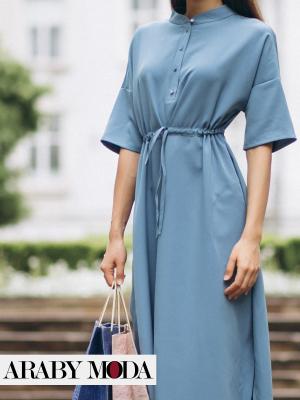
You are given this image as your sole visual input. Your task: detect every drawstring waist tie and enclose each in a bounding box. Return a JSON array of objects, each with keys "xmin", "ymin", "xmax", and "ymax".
[{"xmin": 142, "ymin": 126, "xmax": 225, "ymax": 238}]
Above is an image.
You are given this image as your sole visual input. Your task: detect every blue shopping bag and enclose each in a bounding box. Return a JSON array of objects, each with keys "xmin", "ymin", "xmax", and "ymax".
[{"xmin": 72, "ymin": 280, "xmax": 123, "ymax": 400}]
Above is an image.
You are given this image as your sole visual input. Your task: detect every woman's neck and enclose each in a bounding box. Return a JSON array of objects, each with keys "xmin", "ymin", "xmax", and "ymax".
[{"xmin": 185, "ymin": 0, "xmax": 224, "ymax": 19}]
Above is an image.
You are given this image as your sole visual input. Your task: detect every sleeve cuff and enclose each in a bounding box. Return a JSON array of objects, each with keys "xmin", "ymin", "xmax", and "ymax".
[
  {"xmin": 243, "ymin": 134, "xmax": 297, "ymax": 153},
  {"xmin": 100, "ymin": 138, "xmax": 142, "ymax": 154}
]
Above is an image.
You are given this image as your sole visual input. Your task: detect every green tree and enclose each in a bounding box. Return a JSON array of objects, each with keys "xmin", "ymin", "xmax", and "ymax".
[{"xmin": 0, "ymin": 53, "xmax": 47, "ymax": 225}]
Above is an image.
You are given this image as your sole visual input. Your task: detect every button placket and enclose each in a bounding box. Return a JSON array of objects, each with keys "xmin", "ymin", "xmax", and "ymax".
[{"xmin": 167, "ymin": 20, "xmax": 193, "ymax": 103}]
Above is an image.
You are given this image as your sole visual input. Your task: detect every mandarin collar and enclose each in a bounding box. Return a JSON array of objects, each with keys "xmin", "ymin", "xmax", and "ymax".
[{"xmin": 169, "ymin": 4, "xmax": 235, "ymax": 25}]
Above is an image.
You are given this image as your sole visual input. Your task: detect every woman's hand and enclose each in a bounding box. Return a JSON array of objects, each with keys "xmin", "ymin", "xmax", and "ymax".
[
  {"xmin": 223, "ymin": 237, "xmax": 260, "ymax": 300},
  {"xmin": 100, "ymin": 238, "xmax": 127, "ymax": 287}
]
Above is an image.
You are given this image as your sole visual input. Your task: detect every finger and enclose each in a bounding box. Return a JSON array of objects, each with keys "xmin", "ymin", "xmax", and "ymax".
[
  {"xmin": 232, "ymin": 281, "xmax": 250, "ymax": 300},
  {"xmin": 224, "ymin": 265, "xmax": 244, "ymax": 295},
  {"xmin": 230, "ymin": 284, "xmax": 248, "ymax": 300},
  {"xmin": 224, "ymin": 253, "xmax": 237, "ymax": 281},
  {"xmin": 245, "ymin": 271, "xmax": 256, "ymax": 294},
  {"xmin": 245, "ymin": 269, "xmax": 259, "ymax": 294},
  {"xmin": 224, "ymin": 265, "xmax": 247, "ymax": 298},
  {"xmin": 238, "ymin": 267, "xmax": 259, "ymax": 297},
  {"xmin": 100, "ymin": 259, "xmax": 115, "ymax": 287},
  {"xmin": 115, "ymin": 261, "xmax": 126, "ymax": 285},
  {"xmin": 229, "ymin": 274, "xmax": 250, "ymax": 299},
  {"xmin": 105, "ymin": 269, "xmax": 116, "ymax": 287},
  {"xmin": 236, "ymin": 268, "xmax": 254, "ymax": 297}
]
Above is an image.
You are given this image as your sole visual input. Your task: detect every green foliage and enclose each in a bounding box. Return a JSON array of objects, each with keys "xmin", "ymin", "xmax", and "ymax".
[
  {"xmin": 0, "ymin": 167, "xmax": 29, "ymax": 225},
  {"xmin": 0, "ymin": 235, "xmax": 299, "ymax": 276},
  {"xmin": 0, "ymin": 240, "xmax": 105, "ymax": 276},
  {"xmin": 274, "ymin": 238, "xmax": 300, "ymax": 273},
  {"xmin": 0, "ymin": 235, "xmax": 132, "ymax": 276},
  {"xmin": 0, "ymin": 52, "xmax": 48, "ymax": 225},
  {"xmin": 261, "ymin": 236, "xmax": 300, "ymax": 274}
]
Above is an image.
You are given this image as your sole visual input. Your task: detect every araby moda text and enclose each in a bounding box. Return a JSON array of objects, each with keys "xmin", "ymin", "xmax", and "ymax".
[
  {"xmin": 4, "ymin": 360, "xmax": 151, "ymax": 379},
  {"xmin": 0, "ymin": 355, "xmax": 156, "ymax": 385}
]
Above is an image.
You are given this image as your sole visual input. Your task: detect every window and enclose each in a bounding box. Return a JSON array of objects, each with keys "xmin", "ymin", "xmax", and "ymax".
[
  {"xmin": 131, "ymin": 0, "xmax": 158, "ymax": 33},
  {"xmin": 47, "ymin": 114, "xmax": 60, "ymax": 133},
  {"xmin": 132, "ymin": 0, "xmax": 157, "ymax": 9},
  {"xmin": 29, "ymin": 27, "xmax": 39, "ymax": 57},
  {"xmin": 28, "ymin": 114, "xmax": 62, "ymax": 174},
  {"xmin": 29, "ymin": 144, "xmax": 38, "ymax": 171},
  {"xmin": 48, "ymin": 114, "xmax": 61, "ymax": 172},
  {"xmin": 47, "ymin": 114, "xmax": 61, "ymax": 172},
  {"xmin": 49, "ymin": 143, "xmax": 60, "ymax": 171},
  {"xmin": 28, "ymin": 25, "xmax": 63, "ymax": 60},
  {"xmin": 49, "ymin": 26, "xmax": 61, "ymax": 58}
]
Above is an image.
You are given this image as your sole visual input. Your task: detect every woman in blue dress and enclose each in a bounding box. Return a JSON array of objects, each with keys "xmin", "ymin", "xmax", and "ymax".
[{"xmin": 99, "ymin": 0, "xmax": 297, "ymax": 399}]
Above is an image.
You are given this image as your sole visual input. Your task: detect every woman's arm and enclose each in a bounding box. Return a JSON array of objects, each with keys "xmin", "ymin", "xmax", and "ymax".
[
  {"xmin": 223, "ymin": 143, "xmax": 272, "ymax": 300},
  {"xmin": 100, "ymin": 148, "xmax": 140, "ymax": 287}
]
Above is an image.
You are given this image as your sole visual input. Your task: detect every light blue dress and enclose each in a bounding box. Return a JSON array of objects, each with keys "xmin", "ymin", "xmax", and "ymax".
[{"xmin": 101, "ymin": 5, "xmax": 297, "ymax": 400}]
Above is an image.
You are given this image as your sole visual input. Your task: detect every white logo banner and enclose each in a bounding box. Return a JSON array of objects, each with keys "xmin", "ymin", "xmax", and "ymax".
[{"xmin": 0, "ymin": 354, "xmax": 156, "ymax": 385}]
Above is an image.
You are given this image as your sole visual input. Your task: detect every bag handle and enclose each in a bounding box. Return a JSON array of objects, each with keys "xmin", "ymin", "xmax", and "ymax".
[
  {"xmin": 117, "ymin": 280, "xmax": 121, "ymax": 333},
  {"xmin": 116, "ymin": 283, "xmax": 136, "ymax": 349},
  {"xmin": 98, "ymin": 278, "xmax": 137, "ymax": 348},
  {"xmin": 98, "ymin": 278, "xmax": 118, "ymax": 331}
]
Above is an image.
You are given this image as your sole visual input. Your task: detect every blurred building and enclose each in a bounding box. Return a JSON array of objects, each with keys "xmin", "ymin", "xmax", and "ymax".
[{"xmin": 0, "ymin": 0, "xmax": 299, "ymax": 241}]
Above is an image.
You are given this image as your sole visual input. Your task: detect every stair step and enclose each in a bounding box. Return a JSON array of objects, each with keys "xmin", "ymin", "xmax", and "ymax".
[
  {"xmin": 1, "ymin": 386, "xmax": 72, "ymax": 392},
  {"xmin": 273, "ymin": 387, "xmax": 300, "ymax": 400},
  {"xmin": 273, "ymin": 370, "xmax": 300, "ymax": 388},
  {"xmin": 0, "ymin": 390, "xmax": 72, "ymax": 400},
  {"xmin": 2, "ymin": 294, "xmax": 298, "ymax": 311},
  {"xmin": 270, "ymin": 332, "xmax": 300, "ymax": 351},
  {"xmin": 268, "ymin": 314, "xmax": 300, "ymax": 332},
  {"xmin": 267, "ymin": 297, "xmax": 300, "ymax": 314},
  {"xmin": 0, "ymin": 296, "xmax": 130, "ymax": 311},
  {"xmin": 0, "ymin": 331, "xmax": 90, "ymax": 352},
  {"xmin": 0, "ymin": 297, "xmax": 103, "ymax": 309},
  {"xmin": 2, "ymin": 310, "xmax": 299, "ymax": 329},
  {"xmin": 0, "ymin": 311, "xmax": 130, "ymax": 332},
  {"xmin": 272, "ymin": 351, "xmax": 300, "ymax": 370}
]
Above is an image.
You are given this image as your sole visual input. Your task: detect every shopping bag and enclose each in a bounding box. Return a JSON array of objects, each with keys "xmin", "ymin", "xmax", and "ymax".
[
  {"xmin": 72, "ymin": 279, "xmax": 124, "ymax": 400},
  {"xmin": 112, "ymin": 283, "xmax": 150, "ymax": 400}
]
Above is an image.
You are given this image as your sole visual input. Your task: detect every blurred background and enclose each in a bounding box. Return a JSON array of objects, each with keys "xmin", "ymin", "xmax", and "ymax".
[{"xmin": 0, "ymin": 1, "xmax": 299, "ymax": 399}]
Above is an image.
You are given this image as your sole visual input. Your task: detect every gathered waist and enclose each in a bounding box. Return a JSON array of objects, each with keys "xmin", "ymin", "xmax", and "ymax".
[
  {"xmin": 143, "ymin": 126, "xmax": 225, "ymax": 142},
  {"xmin": 142, "ymin": 126, "xmax": 225, "ymax": 239}
]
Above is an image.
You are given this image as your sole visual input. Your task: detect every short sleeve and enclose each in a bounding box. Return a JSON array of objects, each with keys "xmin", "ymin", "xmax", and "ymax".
[
  {"xmin": 243, "ymin": 29, "xmax": 297, "ymax": 152},
  {"xmin": 100, "ymin": 38, "xmax": 142, "ymax": 154}
]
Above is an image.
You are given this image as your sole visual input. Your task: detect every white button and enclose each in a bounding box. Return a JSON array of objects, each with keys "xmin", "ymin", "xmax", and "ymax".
[
  {"xmin": 170, "ymin": 89, "xmax": 175, "ymax": 95},
  {"xmin": 190, "ymin": 18, "xmax": 194, "ymax": 23}
]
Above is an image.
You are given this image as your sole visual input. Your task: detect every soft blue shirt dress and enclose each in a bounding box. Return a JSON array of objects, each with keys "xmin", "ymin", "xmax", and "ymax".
[{"xmin": 101, "ymin": 4, "xmax": 297, "ymax": 400}]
